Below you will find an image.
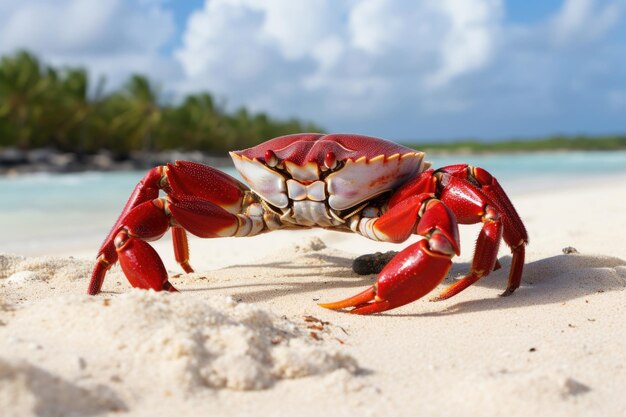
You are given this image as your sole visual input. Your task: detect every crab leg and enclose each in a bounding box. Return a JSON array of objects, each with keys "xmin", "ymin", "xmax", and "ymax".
[
  {"xmin": 413, "ymin": 173, "xmax": 512, "ymax": 301},
  {"xmin": 89, "ymin": 162, "xmax": 247, "ymax": 294},
  {"xmin": 90, "ymin": 167, "xmax": 163, "ymax": 294},
  {"xmin": 94, "ymin": 199, "xmax": 174, "ymax": 292},
  {"xmin": 438, "ymin": 165, "xmax": 528, "ymax": 295},
  {"xmin": 89, "ymin": 196, "xmax": 243, "ymax": 294},
  {"xmin": 164, "ymin": 161, "xmax": 248, "ymax": 213},
  {"xmin": 320, "ymin": 199, "xmax": 460, "ymax": 314},
  {"xmin": 171, "ymin": 227, "xmax": 193, "ymax": 273}
]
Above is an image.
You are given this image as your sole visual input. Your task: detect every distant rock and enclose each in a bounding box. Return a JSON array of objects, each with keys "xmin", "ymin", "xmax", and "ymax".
[
  {"xmin": 0, "ymin": 148, "xmax": 28, "ymax": 166},
  {"xmin": 0, "ymin": 147, "xmax": 232, "ymax": 175}
]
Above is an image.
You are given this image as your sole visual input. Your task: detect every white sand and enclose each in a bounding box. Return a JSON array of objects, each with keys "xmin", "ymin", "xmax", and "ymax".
[{"xmin": 1, "ymin": 178, "xmax": 626, "ymax": 417}]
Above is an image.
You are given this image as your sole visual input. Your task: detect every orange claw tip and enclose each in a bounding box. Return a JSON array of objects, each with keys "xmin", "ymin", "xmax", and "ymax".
[
  {"xmin": 318, "ymin": 287, "xmax": 376, "ymax": 311},
  {"xmin": 349, "ymin": 299, "xmax": 392, "ymax": 315}
]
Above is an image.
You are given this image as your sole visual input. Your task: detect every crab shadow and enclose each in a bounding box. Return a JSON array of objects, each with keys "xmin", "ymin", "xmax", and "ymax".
[
  {"xmin": 187, "ymin": 250, "xmax": 626, "ymax": 313},
  {"xmin": 396, "ymin": 253, "xmax": 626, "ymax": 317},
  {"xmin": 220, "ymin": 253, "xmax": 354, "ymax": 271},
  {"xmin": 185, "ymin": 252, "xmax": 374, "ymax": 302}
]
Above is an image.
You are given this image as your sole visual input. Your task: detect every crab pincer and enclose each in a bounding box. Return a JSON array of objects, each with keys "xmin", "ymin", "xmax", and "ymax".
[{"xmin": 320, "ymin": 201, "xmax": 459, "ymax": 315}]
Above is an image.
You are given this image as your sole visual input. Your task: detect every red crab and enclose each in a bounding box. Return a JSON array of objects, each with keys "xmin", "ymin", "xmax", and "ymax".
[{"xmin": 88, "ymin": 133, "xmax": 528, "ymax": 314}]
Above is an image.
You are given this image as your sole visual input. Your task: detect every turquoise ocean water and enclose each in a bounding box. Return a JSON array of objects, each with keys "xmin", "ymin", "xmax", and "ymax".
[{"xmin": 2, "ymin": 151, "xmax": 626, "ymax": 255}]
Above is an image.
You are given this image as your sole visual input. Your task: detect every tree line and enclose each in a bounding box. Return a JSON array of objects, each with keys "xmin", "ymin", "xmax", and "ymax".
[
  {"xmin": 415, "ymin": 135, "xmax": 626, "ymax": 153},
  {"xmin": 0, "ymin": 51, "xmax": 323, "ymax": 155}
]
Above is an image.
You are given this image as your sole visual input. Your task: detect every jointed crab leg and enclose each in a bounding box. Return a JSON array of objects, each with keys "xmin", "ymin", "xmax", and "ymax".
[
  {"xmin": 88, "ymin": 161, "xmax": 249, "ymax": 295},
  {"xmin": 164, "ymin": 161, "xmax": 247, "ymax": 214},
  {"xmin": 172, "ymin": 227, "xmax": 193, "ymax": 273},
  {"xmin": 89, "ymin": 196, "xmax": 244, "ymax": 294},
  {"xmin": 98, "ymin": 199, "xmax": 174, "ymax": 292},
  {"xmin": 438, "ymin": 165, "xmax": 528, "ymax": 295},
  {"xmin": 89, "ymin": 167, "xmax": 163, "ymax": 294}
]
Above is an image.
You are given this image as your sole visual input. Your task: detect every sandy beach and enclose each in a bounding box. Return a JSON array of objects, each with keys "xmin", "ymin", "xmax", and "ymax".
[{"xmin": 1, "ymin": 177, "xmax": 625, "ymax": 417}]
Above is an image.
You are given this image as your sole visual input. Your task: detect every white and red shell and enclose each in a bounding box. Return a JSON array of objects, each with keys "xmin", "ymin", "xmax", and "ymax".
[{"xmin": 230, "ymin": 134, "xmax": 429, "ymax": 225}]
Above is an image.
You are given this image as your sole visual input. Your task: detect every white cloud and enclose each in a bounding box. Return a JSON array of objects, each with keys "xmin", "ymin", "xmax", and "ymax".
[
  {"xmin": 427, "ymin": 0, "xmax": 502, "ymax": 88},
  {"xmin": 0, "ymin": 0, "xmax": 177, "ymax": 88},
  {"xmin": 347, "ymin": 0, "xmax": 501, "ymax": 88},
  {"xmin": 551, "ymin": 0, "xmax": 623, "ymax": 46},
  {"xmin": 257, "ymin": 0, "xmax": 343, "ymax": 60},
  {"xmin": 176, "ymin": 0, "xmax": 349, "ymax": 81},
  {"xmin": 175, "ymin": 0, "xmax": 502, "ymax": 131}
]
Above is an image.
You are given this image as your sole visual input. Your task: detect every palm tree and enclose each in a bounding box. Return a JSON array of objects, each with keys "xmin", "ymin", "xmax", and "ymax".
[
  {"xmin": 33, "ymin": 67, "xmax": 91, "ymax": 150},
  {"xmin": 0, "ymin": 51, "xmax": 51, "ymax": 148},
  {"xmin": 169, "ymin": 92, "xmax": 227, "ymax": 151},
  {"xmin": 111, "ymin": 74, "xmax": 162, "ymax": 152}
]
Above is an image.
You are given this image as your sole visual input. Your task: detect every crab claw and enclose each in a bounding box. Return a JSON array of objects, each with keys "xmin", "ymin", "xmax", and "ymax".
[
  {"xmin": 115, "ymin": 230, "xmax": 178, "ymax": 292},
  {"xmin": 318, "ymin": 287, "xmax": 379, "ymax": 312},
  {"xmin": 320, "ymin": 239, "xmax": 453, "ymax": 314}
]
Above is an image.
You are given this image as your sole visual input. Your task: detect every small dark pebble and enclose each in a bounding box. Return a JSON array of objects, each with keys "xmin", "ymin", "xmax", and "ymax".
[
  {"xmin": 529, "ymin": 347, "xmax": 536, "ymax": 352},
  {"xmin": 562, "ymin": 246, "xmax": 579, "ymax": 254},
  {"xmin": 352, "ymin": 251, "xmax": 398, "ymax": 275}
]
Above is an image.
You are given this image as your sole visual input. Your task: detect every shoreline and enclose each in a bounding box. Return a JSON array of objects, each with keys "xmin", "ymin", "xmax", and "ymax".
[
  {"xmin": 0, "ymin": 147, "xmax": 233, "ymax": 175},
  {"xmin": 3, "ymin": 147, "xmax": 626, "ymax": 176}
]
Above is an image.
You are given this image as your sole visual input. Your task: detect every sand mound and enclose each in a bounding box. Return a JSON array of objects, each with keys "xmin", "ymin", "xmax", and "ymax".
[
  {"xmin": 0, "ymin": 254, "xmax": 92, "ymax": 283},
  {"xmin": 3, "ymin": 291, "xmax": 358, "ymax": 394}
]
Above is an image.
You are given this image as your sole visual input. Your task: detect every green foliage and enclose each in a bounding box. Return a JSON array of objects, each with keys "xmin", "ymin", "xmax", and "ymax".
[
  {"xmin": 0, "ymin": 51, "xmax": 324, "ymax": 154},
  {"xmin": 410, "ymin": 135, "xmax": 626, "ymax": 153}
]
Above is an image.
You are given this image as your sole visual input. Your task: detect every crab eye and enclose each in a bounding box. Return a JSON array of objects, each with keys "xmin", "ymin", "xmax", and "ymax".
[
  {"xmin": 324, "ymin": 151, "xmax": 337, "ymax": 170},
  {"xmin": 265, "ymin": 150, "xmax": 278, "ymax": 167}
]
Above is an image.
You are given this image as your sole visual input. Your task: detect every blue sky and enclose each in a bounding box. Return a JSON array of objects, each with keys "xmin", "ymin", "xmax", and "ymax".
[
  {"xmin": 505, "ymin": 0, "xmax": 563, "ymax": 23},
  {"xmin": 0, "ymin": 0, "xmax": 625, "ymax": 142}
]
